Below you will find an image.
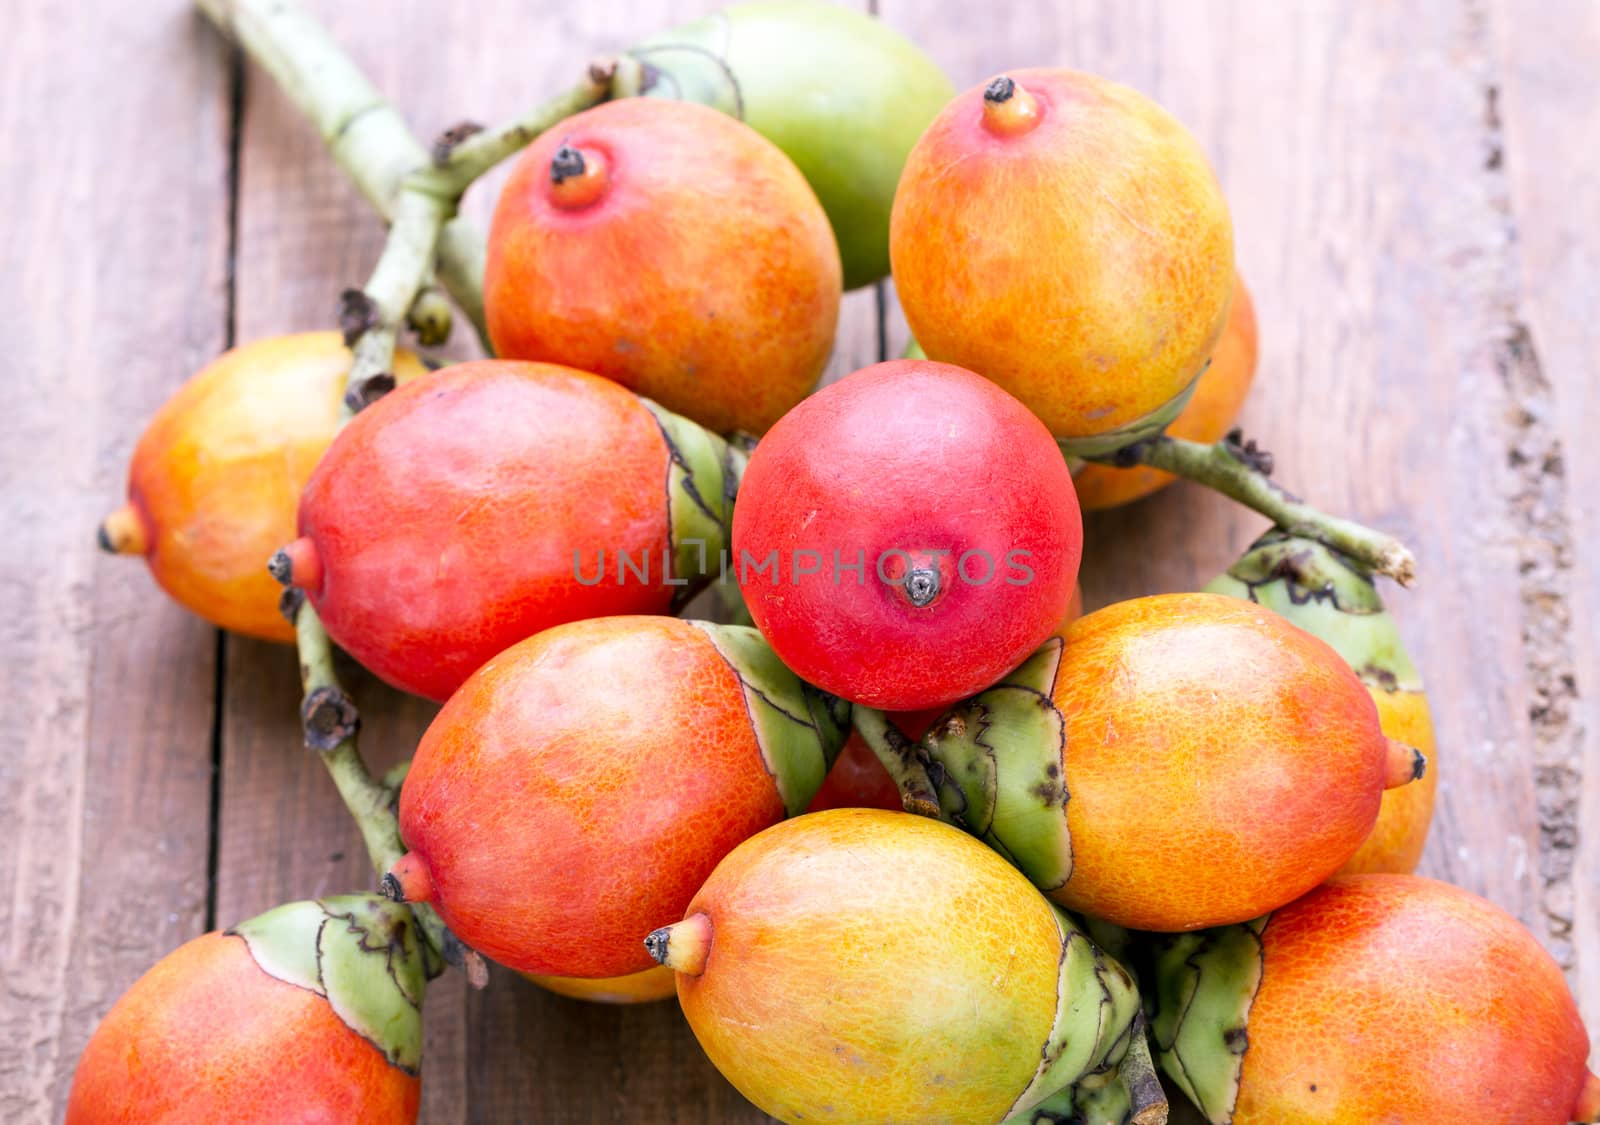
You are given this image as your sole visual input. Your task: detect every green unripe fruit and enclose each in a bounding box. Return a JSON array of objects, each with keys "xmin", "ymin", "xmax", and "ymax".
[{"xmin": 620, "ymin": 1, "xmax": 955, "ymax": 289}]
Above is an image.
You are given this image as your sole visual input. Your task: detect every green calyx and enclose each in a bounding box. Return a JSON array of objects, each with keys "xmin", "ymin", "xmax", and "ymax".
[
  {"xmin": 229, "ymin": 894, "xmax": 426, "ymax": 1074},
  {"xmin": 1204, "ymin": 529, "xmax": 1422, "ymax": 692},
  {"xmin": 1058, "ymin": 370, "xmax": 1202, "ymax": 459},
  {"xmin": 923, "ymin": 636, "xmax": 1074, "ymax": 893},
  {"xmin": 642, "ymin": 399, "xmax": 745, "ymax": 609},
  {"xmin": 1005, "ymin": 906, "xmax": 1148, "ymax": 1119},
  {"xmin": 1003, "ymin": 1025, "xmax": 1166, "ymax": 1125},
  {"xmin": 690, "ymin": 621, "xmax": 849, "ymax": 815},
  {"xmin": 618, "ymin": 0, "xmax": 956, "ymax": 289},
  {"xmin": 1148, "ymin": 918, "xmax": 1267, "ymax": 1125}
]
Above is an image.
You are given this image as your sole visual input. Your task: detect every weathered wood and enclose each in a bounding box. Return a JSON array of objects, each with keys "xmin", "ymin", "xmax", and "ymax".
[
  {"xmin": 219, "ymin": 1, "xmax": 872, "ymax": 1120},
  {"xmin": 1491, "ymin": 0, "xmax": 1600, "ymax": 1039},
  {"xmin": 0, "ymin": 4, "xmax": 233, "ymax": 1122}
]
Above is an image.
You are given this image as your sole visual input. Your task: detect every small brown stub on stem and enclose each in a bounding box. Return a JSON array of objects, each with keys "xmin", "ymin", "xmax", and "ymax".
[
  {"xmin": 431, "ymin": 120, "xmax": 485, "ymax": 166},
  {"xmin": 344, "ymin": 371, "xmax": 397, "ymax": 415},
  {"xmin": 982, "ymin": 75, "xmax": 1041, "ymax": 137},
  {"xmin": 302, "ymin": 686, "xmax": 360, "ymax": 752},
  {"xmin": 338, "ymin": 289, "xmax": 379, "ymax": 346},
  {"xmin": 1224, "ymin": 428, "xmax": 1276, "ymax": 476},
  {"xmin": 278, "ymin": 586, "xmax": 306, "ymax": 625},
  {"xmin": 548, "ymin": 144, "xmax": 609, "ymax": 210}
]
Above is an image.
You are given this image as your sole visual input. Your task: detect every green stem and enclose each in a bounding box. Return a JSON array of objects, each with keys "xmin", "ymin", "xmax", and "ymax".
[
  {"xmin": 1085, "ymin": 434, "xmax": 1418, "ymax": 586},
  {"xmin": 849, "ymin": 707, "xmax": 943, "ymax": 819}
]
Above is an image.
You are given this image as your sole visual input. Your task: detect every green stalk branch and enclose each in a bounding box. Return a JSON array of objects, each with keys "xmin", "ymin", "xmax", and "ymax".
[
  {"xmin": 850, "ymin": 707, "xmax": 943, "ymax": 819},
  {"xmin": 1084, "ymin": 432, "xmax": 1418, "ymax": 586},
  {"xmin": 196, "ymin": 0, "xmax": 489, "ymax": 345}
]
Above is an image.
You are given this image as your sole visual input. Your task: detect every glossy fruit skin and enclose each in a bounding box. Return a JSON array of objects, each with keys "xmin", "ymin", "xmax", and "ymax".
[
  {"xmin": 1335, "ymin": 688, "xmax": 1438, "ymax": 875},
  {"xmin": 1235, "ymin": 875, "xmax": 1593, "ymax": 1123},
  {"xmin": 734, "ymin": 360, "xmax": 1082, "ymax": 710},
  {"xmin": 673, "ymin": 809, "xmax": 1083, "ymax": 1125},
  {"xmin": 625, "ymin": 0, "xmax": 955, "ymax": 289},
  {"xmin": 1074, "ymin": 277, "xmax": 1258, "ymax": 510},
  {"xmin": 525, "ymin": 966, "xmax": 676, "ymax": 1004},
  {"xmin": 1051, "ymin": 594, "xmax": 1390, "ymax": 931},
  {"xmin": 65, "ymin": 932, "xmax": 418, "ymax": 1123},
  {"xmin": 890, "ymin": 68, "xmax": 1234, "ymax": 444},
  {"xmin": 485, "ymin": 98, "xmax": 841, "ymax": 435},
  {"xmin": 294, "ymin": 361, "xmax": 678, "ymax": 702},
  {"xmin": 111, "ymin": 333, "xmax": 426, "ymax": 642},
  {"xmin": 397, "ymin": 616, "xmax": 788, "ymax": 978}
]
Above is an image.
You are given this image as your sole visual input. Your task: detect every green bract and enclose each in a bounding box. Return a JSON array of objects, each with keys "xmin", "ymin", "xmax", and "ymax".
[
  {"xmin": 691, "ymin": 621, "xmax": 849, "ymax": 814},
  {"xmin": 924, "ymin": 636, "xmax": 1074, "ymax": 893},
  {"xmin": 230, "ymin": 894, "xmax": 427, "ymax": 1073},
  {"xmin": 1203, "ymin": 529, "xmax": 1423, "ymax": 691},
  {"xmin": 1148, "ymin": 918, "xmax": 1267, "ymax": 1125},
  {"xmin": 641, "ymin": 398, "xmax": 745, "ymax": 603},
  {"xmin": 619, "ymin": 0, "xmax": 956, "ymax": 289}
]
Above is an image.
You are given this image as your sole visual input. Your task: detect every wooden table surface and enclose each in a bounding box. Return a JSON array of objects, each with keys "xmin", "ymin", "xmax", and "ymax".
[{"xmin": 4, "ymin": 0, "xmax": 1597, "ymax": 1120}]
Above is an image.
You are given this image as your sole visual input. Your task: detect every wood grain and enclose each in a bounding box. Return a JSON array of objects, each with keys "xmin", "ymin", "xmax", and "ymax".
[
  {"xmin": 219, "ymin": 1, "xmax": 873, "ymax": 1121},
  {"xmin": 1491, "ymin": 0, "xmax": 1600, "ymax": 1040},
  {"xmin": 0, "ymin": 3, "xmax": 232, "ymax": 1121}
]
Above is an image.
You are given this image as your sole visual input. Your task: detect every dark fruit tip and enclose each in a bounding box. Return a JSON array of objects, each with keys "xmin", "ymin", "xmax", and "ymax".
[
  {"xmin": 550, "ymin": 144, "xmax": 587, "ymax": 185},
  {"xmin": 1411, "ymin": 747, "xmax": 1427, "ymax": 781},
  {"xmin": 379, "ymin": 872, "xmax": 406, "ymax": 903},
  {"xmin": 984, "ymin": 75, "xmax": 1016, "ymax": 103},
  {"xmin": 267, "ymin": 548, "xmax": 294, "ymax": 586},
  {"xmin": 643, "ymin": 926, "xmax": 671, "ymax": 967},
  {"xmin": 95, "ymin": 522, "xmax": 115, "ymax": 554}
]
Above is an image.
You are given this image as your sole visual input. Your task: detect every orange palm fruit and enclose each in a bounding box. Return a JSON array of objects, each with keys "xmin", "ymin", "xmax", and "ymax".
[
  {"xmin": 1073, "ymin": 276, "xmax": 1259, "ymax": 510},
  {"xmin": 647, "ymin": 809, "xmax": 1159, "ymax": 1125},
  {"xmin": 913, "ymin": 593, "xmax": 1423, "ymax": 931},
  {"xmin": 1206, "ymin": 531, "xmax": 1438, "ymax": 874},
  {"xmin": 1150, "ymin": 875, "xmax": 1600, "ymax": 1123},
  {"xmin": 98, "ymin": 332, "xmax": 427, "ymax": 642},
  {"xmin": 485, "ymin": 97, "xmax": 841, "ymax": 435},
  {"xmin": 384, "ymin": 615, "xmax": 847, "ymax": 979},
  {"xmin": 66, "ymin": 895, "xmax": 426, "ymax": 1123},
  {"xmin": 890, "ymin": 69, "xmax": 1234, "ymax": 455}
]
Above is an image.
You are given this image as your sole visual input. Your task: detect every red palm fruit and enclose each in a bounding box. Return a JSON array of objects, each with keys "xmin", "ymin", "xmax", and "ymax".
[
  {"xmin": 1206, "ymin": 531, "xmax": 1439, "ymax": 874},
  {"xmin": 734, "ymin": 360, "xmax": 1082, "ymax": 710},
  {"xmin": 647, "ymin": 809, "xmax": 1157, "ymax": 1125},
  {"xmin": 1151, "ymin": 875, "xmax": 1600, "ymax": 1124},
  {"xmin": 385, "ymin": 615, "xmax": 847, "ymax": 979},
  {"xmin": 807, "ymin": 584, "xmax": 1083, "ymax": 814},
  {"xmin": 1074, "ymin": 276, "xmax": 1259, "ymax": 510},
  {"xmin": 277, "ymin": 360, "xmax": 741, "ymax": 702},
  {"xmin": 890, "ymin": 69, "xmax": 1234, "ymax": 455},
  {"xmin": 918, "ymin": 593, "xmax": 1423, "ymax": 931},
  {"xmin": 98, "ymin": 333, "xmax": 428, "ymax": 642},
  {"xmin": 67, "ymin": 895, "xmax": 426, "ymax": 1123},
  {"xmin": 485, "ymin": 97, "xmax": 841, "ymax": 435}
]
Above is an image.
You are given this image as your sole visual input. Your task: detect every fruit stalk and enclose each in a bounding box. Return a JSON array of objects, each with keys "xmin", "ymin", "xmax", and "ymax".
[
  {"xmin": 194, "ymin": 0, "xmax": 489, "ymax": 344},
  {"xmin": 848, "ymin": 706, "xmax": 943, "ymax": 818},
  {"xmin": 196, "ymin": 0, "xmax": 614, "ymax": 348},
  {"xmin": 1086, "ymin": 431, "xmax": 1418, "ymax": 585}
]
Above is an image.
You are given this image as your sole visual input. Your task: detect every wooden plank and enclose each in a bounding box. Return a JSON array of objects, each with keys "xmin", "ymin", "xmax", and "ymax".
[
  {"xmin": 0, "ymin": 3, "xmax": 233, "ymax": 1121},
  {"xmin": 1491, "ymin": 0, "xmax": 1600, "ymax": 1039},
  {"xmin": 219, "ymin": 1, "xmax": 875, "ymax": 1120},
  {"xmin": 876, "ymin": 0, "xmax": 1550, "ymax": 973}
]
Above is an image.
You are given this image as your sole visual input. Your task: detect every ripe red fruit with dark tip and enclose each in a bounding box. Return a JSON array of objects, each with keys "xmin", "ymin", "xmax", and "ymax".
[
  {"xmin": 286, "ymin": 360, "xmax": 715, "ymax": 702},
  {"xmin": 733, "ymin": 359, "xmax": 1082, "ymax": 711}
]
